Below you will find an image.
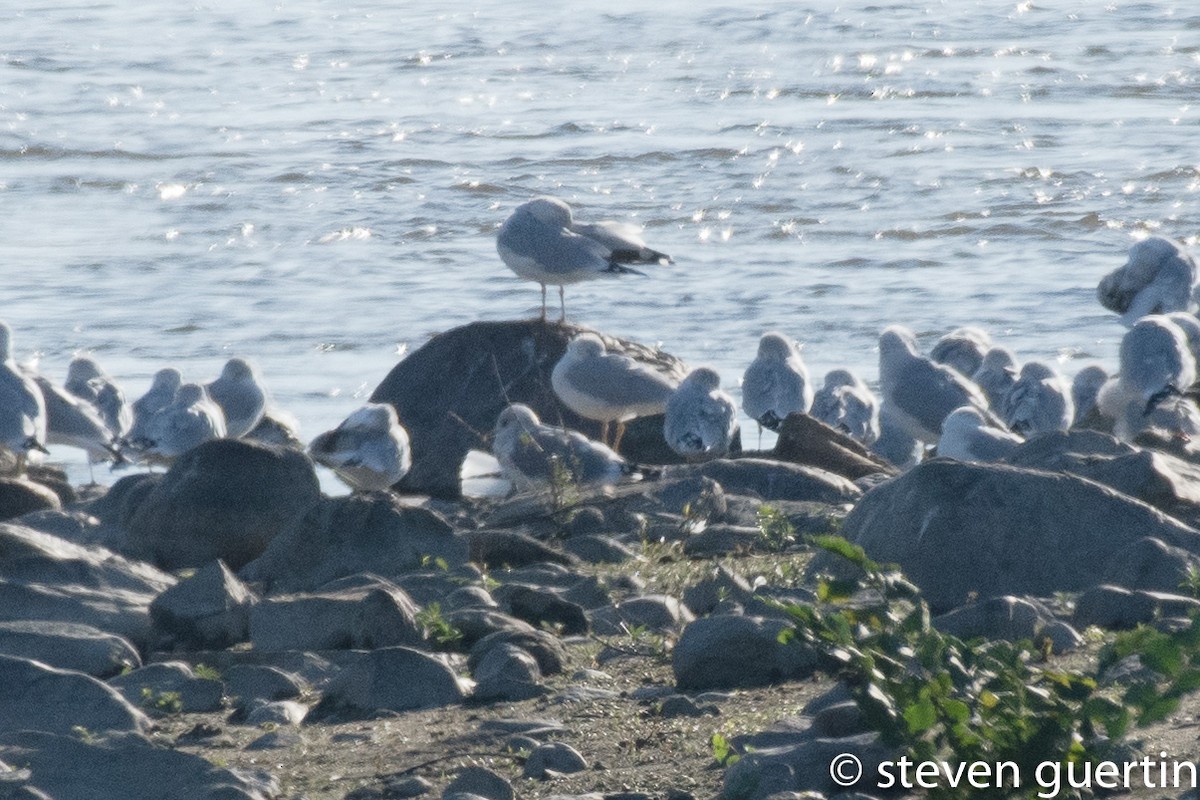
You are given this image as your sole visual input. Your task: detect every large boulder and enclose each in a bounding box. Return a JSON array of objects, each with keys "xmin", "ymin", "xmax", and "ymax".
[
  {"xmin": 239, "ymin": 493, "xmax": 466, "ymax": 593},
  {"xmin": 0, "ymin": 621, "xmax": 140, "ymax": 679},
  {"xmin": 0, "ymin": 477, "xmax": 61, "ymax": 521},
  {"xmin": 369, "ymin": 319, "xmax": 689, "ymax": 498},
  {"xmin": 125, "ymin": 439, "xmax": 321, "ymax": 571},
  {"xmin": 0, "ymin": 655, "xmax": 151, "ymax": 737},
  {"xmin": 309, "ymin": 646, "xmax": 468, "ymax": 720},
  {"xmin": 684, "ymin": 458, "xmax": 861, "ymax": 504},
  {"xmin": 673, "ymin": 615, "xmax": 819, "ymax": 691},
  {"xmin": 810, "ymin": 460, "xmax": 1200, "ymax": 613}
]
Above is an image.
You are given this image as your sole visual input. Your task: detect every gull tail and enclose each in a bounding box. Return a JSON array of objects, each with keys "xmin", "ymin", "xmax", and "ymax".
[{"xmin": 603, "ymin": 262, "xmax": 647, "ymax": 277}]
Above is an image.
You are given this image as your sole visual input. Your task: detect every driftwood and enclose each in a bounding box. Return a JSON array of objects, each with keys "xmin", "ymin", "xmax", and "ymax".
[{"xmin": 771, "ymin": 412, "xmax": 897, "ymax": 480}]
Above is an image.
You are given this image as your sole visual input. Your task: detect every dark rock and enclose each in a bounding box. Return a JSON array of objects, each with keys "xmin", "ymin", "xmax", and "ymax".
[
  {"xmin": 681, "ymin": 524, "xmax": 762, "ymax": 557},
  {"xmin": 684, "ymin": 458, "xmax": 861, "ymax": 505},
  {"xmin": 682, "ymin": 566, "xmax": 755, "ymax": 616},
  {"xmin": 932, "ymin": 596, "xmax": 1057, "ymax": 645},
  {"xmin": 239, "ymin": 493, "xmax": 465, "ymax": 593},
  {"xmin": 471, "ymin": 643, "xmax": 545, "ymax": 702},
  {"xmin": 150, "ymin": 559, "xmax": 257, "ymax": 650},
  {"xmin": 493, "ymin": 584, "xmax": 589, "ymax": 635},
  {"xmin": 0, "ymin": 620, "xmax": 139, "ymax": 678},
  {"xmin": 811, "ymin": 460, "xmax": 1200, "ymax": 613},
  {"xmin": 1073, "ymin": 585, "xmax": 1200, "ymax": 630},
  {"xmin": 108, "ymin": 661, "xmax": 225, "ymax": 714},
  {"xmin": 126, "ymin": 439, "xmax": 321, "ymax": 570},
  {"xmin": 369, "ymin": 319, "xmax": 689, "ymax": 498},
  {"xmin": 468, "ymin": 628, "xmax": 566, "ymax": 677},
  {"xmin": 0, "ymin": 478, "xmax": 60, "ymax": 522},
  {"xmin": 1101, "ymin": 536, "xmax": 1200, "ymax": 593},
  {"xmin": 309, "ymin": 646, "xmax": 467, "ymax": 720},
  {"xmin": 522, "ymin": 742, "xmax": 588, "ymax": 779},
  {"xmin": 223, "ymin": 664, "xmax": 306, "ymax": 711},
  {"xmin": 444, "ymin": 765, "xmax": 514, "ymax": 800},
  {"xmin": 0, "ymin": 655, "xmax": 150, "ymax": 736},
  {"xmin": 591, "ymin": 595, "xmax": 694, "ymax": 636},
  {"xmin": 466, "ymin": 529, "xmax": 577, "ymax": 570},
  {"xmin": 772, "ymin": 413, "xmax": 897, "ymax": 481},
  {"xmin": 562, "ymin": 534, "xmax": 638, "ymax": 564},
  {"xmin": 674, "ymin": 616, "xmax": 819, "ymax": 691}
]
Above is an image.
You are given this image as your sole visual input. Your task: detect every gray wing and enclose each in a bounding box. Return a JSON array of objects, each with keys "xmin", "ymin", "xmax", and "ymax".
[
  {"xmin": 571, "ymin": 220, "xmax": 671, "ymax": 264},
  {"xmin": 499, "ymin": 210, "xmax": 613, "ymax": 276},
  {"xmin": 742, "ymin": 358, "xmax": 809, "ymax": 423},
  {"xmin": 887, "ymin": 359, "xmax": 986, "ymax": 437},
  {"xmin": 559, "ymin": 353, "xmax": 675, "ymax": 411}
]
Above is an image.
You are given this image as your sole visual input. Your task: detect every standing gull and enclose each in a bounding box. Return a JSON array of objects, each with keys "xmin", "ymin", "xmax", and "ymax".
[
  {"xmin": 126, "ymin": 367, "xmax": 183, "ymax": 450},
  {"xmin": 32, "ymin": 374, "xmax": 124, "ymax": 476},
  {"xmin": 497, "ymin": 196, "xmax": 670, "ymax": 321},
  {"xmin": 971, "ymin": 347, "xmax": 1020, "ymax": 411},
  {"xmin": 1097, "ymin": 236, "xmax": 1198, "ymax": 327},
  {"xmin": 491, "ymin": 403, "xmax": 646, "ymax": 492},
  {"xmin": 938, "ymin": 406, "xmax": 1024, "ymax": 463},
  {"xmin": 551, "ymin": 333, "xmax": 676, "ymax": 451},
  {"xmin": 308, "ymin": 403, "xmax": 411, "ymax": 492},
  {"xmin": 664, "ymin": 367, "xmax": 738, "ymax": 460},
  {"xmin": 1002, "ymin": 361, "xmax": 1074, "ymax": 436},
  {"xmin": 877, "ymin": 325, "xmax": 995, "ymax": 445},
  {"xmin": 0, "ymin": 322, "xmax": 48, "ymax": 469},
  {"xmin": 741, "ymin": 332, "xmax": 813, "ymax": 436},
  {"xmin": 135, "ymin": 383, "xmax": 226, "ymax": 464},
  {"xmin": 65, "ymin": 356, "xmax": 132, "ymax": 440},
  {"xmin": 930, "ymin": 326, "xmax": 992, "ymax": 378},
  {"xmin": 205, "ymin": 357, "xmax": 267, "ymax": 439},
  {"xmin": 810, "ymin": 368, "xmax": 880, "ymax": 445}
]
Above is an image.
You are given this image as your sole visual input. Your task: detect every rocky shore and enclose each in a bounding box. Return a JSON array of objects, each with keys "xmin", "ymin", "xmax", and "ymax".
[{"xmin": 4, "ymin": 319, "xmax": 1200, "ymax": 800}]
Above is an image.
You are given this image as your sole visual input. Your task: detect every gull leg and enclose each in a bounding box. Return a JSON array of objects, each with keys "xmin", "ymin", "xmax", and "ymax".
[
  {"xmin": 540, "ymin": 284, "xmax": 547, "ymax": 321},
  {"xmin": 558, "ymin": 285, "xmax": 567, "ymax": 323},
  {"xmin": 756, "ymin": 422, "xmax": 762, "ymax": 450},
  {"xmin": 599, "ymin": 421, "xmax": 609, "ymax": 447},
  {"xmin": 613, "ymin": 422, "xmax": 627, "ymax": 453}
]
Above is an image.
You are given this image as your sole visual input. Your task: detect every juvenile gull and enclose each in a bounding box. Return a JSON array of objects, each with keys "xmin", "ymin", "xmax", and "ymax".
[
  {"xmin": 497, "ymin": 196, "xmax": 670, "ymax": 321},
  {"xmin": 877, "ymin": 325, "xmax": 995, "ymax": 445},
  {"xmin": 205, "ymin": 357, "xmax": 267, "ymax": 439},
  {"xmin": 1097, "ymin": 236, "xmax": 1198, "ymax": 327},
  {"xmin": 664, "ymin": 367, "xmax": 738, "ymax": 460},
  {"xmin": 308, "ymin": 403, "xmax": 411, "ymax": 492},
  {"xmin": 740, "ymin": 332, "xmax": 813, "ymax": 434},
  {"xmin": 492, "ymin": 403, "xmax": 645, "ymax": 492},
  {"xmin": 938, "ymin": 406, "xmax": 1024, "ymax": 463},
  {"xmin": 0, "ymin": 322, "xmax": 48, "ymax": 467},
  {"xmin": 127, "ymin": 367, "xmax": 183, "ymax": 448},
  {"xmin": 1070, "ymin": 365, "xmax": 1109, "ymax": 427},
  {"xmin": 65, "ymin": 356, "xmax": 132, "ymax": 439},
  {"xmin": 971, "ymin": 346, "xmax": 1020, "ymax": 411},
  {"xmin": 930, "ymin": 326, "xmax": 992, "ymax": 378},
  {"xmin": 1002, "ymin": 361, "xmax": 1074, "ymax": 436},
  {"xmin": 551, "ymin": 333, "xmax": 676, "ymax": 451},
  {"xmin": 810, "ymin": 368, "xmax": 880, "ymax": 445},
  {"xmin": 135, "ymin": 383, "xmax": 226, "ymax": 464}
]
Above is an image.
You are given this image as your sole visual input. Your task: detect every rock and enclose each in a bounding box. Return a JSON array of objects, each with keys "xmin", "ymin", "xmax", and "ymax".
[
  {"xmin": 591, "ymin": 595, "xmax": 694, "ymax": 636},
  {"xmin": 811, "ymin": 460, "xmax": 1200, "ymax": 613},
  {"xmin": 1073, "ymin": 585, "xmax": 1200, "ymax": 630},
  {"xmin": 466, "ymin": 529, "xmax": 577, "ymax": 570},
  {"xmin": 443, "ymin": 765, "xmax": 513, "ymax": 800},
  {"xmin": 1101, "ymin": 536, "xmax": 1200, "ymax": 593},
  {"xmin": 239, "ymin": 493, "xmax": 466, "ymax": 593},
  {"xmin": 369, "ymin": 319, "xmax": 689, "ymax": 498},
  {"xmin": 471, "ymin": 643, "xmax": 545, "ymax": 702},
  {"xmin": 0, "ymin": 655, "xmax": 150, "ymax": 736},
  {"xmin": 249, "ymin": 574, "xmax": 423, "ymax": 652},
  {"xmin": 772, "ymin": 413, "xmax": 898, "ymax": 480},
  {"xmin": 149, "ymin": 559, "xmax": 257, "ymax": 649},
  {"xmin": 125, "ymin": 439, "xmax": 321, "ymax": 570},
  {"xmin": 932, "ymin": 596, "xmax": 1057, "ymax": 645},
  {"xmin": 444, "ymin": 585, "xmax": 498, "ymax": 611},
  {"xmin": 673, "ymin": 616, "xmax": 819, "ymax": 691},
  {"xmin": 722, "ymin": 733, "xmax": 891, "ymax": 798},
  {"xmin": 445, "ymin": 608, "xmax": 538, "ymax": 650},
  {"xmin": 309, "ymin": 647, "xmax": 467, "ymax": 720},
  {"xmin": 682, "ymin": 566, "xmax": 755, "ymax": 616},
  {"xmin": 467, "ymin": 629, "xmax": 566, "ymax": 676},
  {"xmin": 562, "ymin": 534, "xmax": 638, "ymax": 564},
  {"xmin": 0, "ymin": 523, "xmax": 174, "ymax": 650},
  {"xmin": 0, "ymin": 730, "xmax": 276, "ymax": 799},
  {"xmin": 522, "ymin": 742, "xmax": 588, "ymax": 779},
  {"xmin": 0, "ymin": 620, "xmax": 139, "ymax": 678},
  {"xmin": 682, "ymin": 458, "xmax": 862, "ymax": 505},
  {"xmin": 244, "ymin": 700, "xmax": 308, "ymax": 727},
  {"xmin": 108, "ymin": 661, "xmax": 225, "ymax": 714},
  {"xmin": 493, "ymin": 584, "xmax": 588, "ymax": 635},
  {"xmin": 681, "ymin": 524, "xmax": 763, "ymax": 557},
  {"xmin": 223, "ymin": 664, "xmax": 306, "ymax": 710},
  {"xmin": 0, "ymin": 478, "xmax": 61, "ymax": 521}
]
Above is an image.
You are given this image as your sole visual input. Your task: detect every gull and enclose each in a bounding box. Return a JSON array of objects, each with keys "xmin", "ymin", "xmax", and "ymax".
[
  {"xmin": 65, "ymin": 356, "xmax": 132, "ymax": 440},
  {"xmin": 971, "ymin": 346, "xmax": 1020, "ymax": 411},
  {"xmin": 126, "ymin": 367, "xmax": 183, "ymax": 450},
  {"xmin": 551, "ymin": 332, "xmax": 676, "ymax": 451},
  {"xmin": 810, "ymin": 368, "xmax": 880, "ymax": 445},
  {"xmin": 0, "ymin": 322, "xmax": 48, "ymax": 469},
  {"xmin": 1098, "ymin": 315, "xmax": 1196, "ymax": 441},
  {"xmin": 938, "ymin": 406, "xmax": 1024, "ymax": 463},
  {"xmin": 870, "ymin": 405, "xmax": 924, "ymax": 470},
  {"xmin": 491, "ymin": 403, "xmax": 646, "ymax": 492},
  {"xmin": 205, "ymin": 357, "xmax": 267, "ymax": 439},
  {"xmin": 1097, "ymin": 236, "xmax": 1198, "ymax": 327},
  {"xmin": 308, "ymin": 403, "xmax": 411, "ymax": 492},
  {"xmin": 134, "ymin": 383, "xmax": 226, "ymax": 464},
  {"xmin": 496, "ymin": 196, "xmax": 670, "ymax": 321},
  {"xmin": 877, "ymin": 325, "xmax": 995, "ymax": 445},
  {"xmin": 930, "ymin": 326, "xmax": 992, "ymax": 378},
  {"xmin": 664, "ymin": 367, "xmax": 738, "ymax": 460},
  {"xmin": 32, "ymin": 374, "xmax": 124, "ymax": 478},
  {"xmin": 1001, "ymin": 361, "xmax": 1074, "ymax": 436},
  {"xmin": 1165, "ymin": 311, "xmax": 1200, "ymax": 366},
  {"xmin": 1070, "ymin": 365, "xmax": 1109, "ymax": 427},
  {"xmin": 741, "ymin": 332, "xmax": 813, "ymax": 436}
]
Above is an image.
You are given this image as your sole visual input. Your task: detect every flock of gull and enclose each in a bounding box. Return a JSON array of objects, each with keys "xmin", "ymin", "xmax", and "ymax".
[{"xmin": 2, "ymin": 196, "xmax": 1198, "ymax": 495}]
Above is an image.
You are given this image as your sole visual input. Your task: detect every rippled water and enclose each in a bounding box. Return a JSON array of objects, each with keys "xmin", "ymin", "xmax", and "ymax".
[{"xmin": 2, "ymin": 1, "xmax": 1198, "ymax": 484}]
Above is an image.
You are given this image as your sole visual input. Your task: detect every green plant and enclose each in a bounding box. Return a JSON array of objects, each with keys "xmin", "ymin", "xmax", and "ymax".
[
  {"xmin": 140, "ymin": 687, "xmax": 183, "ymax": 715},
  {"xmin": 766, "ymin": 534, "xmax": 1200, "ymax": 799},
  {"xmin": 1180, "ymin": 563, "xmax": 1200, "ymax": 599},
  {"xmin": 420, "ymin": 554, "xmax": 450, "ymax": 572},
  {"xmin": 416, "ymin": 602, "xmax": 463, "ymax": 647},
  {"xmin": 755, "ymin": 504, "xmax": 795, "ymax": 552},
  {"xmin": 193, "ymin": 663, "xmax": 221, "ymax": 681},
  {"xmin": 710, "ymin": 731, "xmax": 740, "ymax": 767}
]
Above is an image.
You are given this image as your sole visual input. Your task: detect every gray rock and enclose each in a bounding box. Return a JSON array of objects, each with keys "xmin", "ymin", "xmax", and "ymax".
[
  {"xmin": 493, "ymin": 584, "xmax": 588, "ymax": 635},
  {"xmin": 681, "ymin": 524, "xmax": 762, "ymax": 557},
  {"xmin": 722, "ymin": 733, "xmax": 891, "ymax": 798},
  {"xmin": 522, "ymin": 742, "xmax": 588, "ymax": 779},
  {"xmin": 310, "ymin": 646, "xmax": 467, "ymax": 720},
  {"xmin": 442, "ymin": 765, "xmax": 514, "ymax": 800},
  {"xmin": 239, "ymin": 493, "xmax": 465, "ymax": 593},
  {"xmin": 471, "ymin": 643, "xmax": 544, "ymax": 702},
  {"xmin": 561, "ymin": 534, "xmax": 638, "ymax": 564},
  {"xmin": 467, "ymin": 628, "xmax": 566, "ymax": 676},
  {"xmin": 0, "ymin": 477, "xmax": 61, "ymax": 521},
  {"xmin": 244, "ymin": 700, "xmax": 308, "ymax": 727},
  {"xmin": 682, "ymin": 565, "xmax": 754, "ymax": 616},
  {"xmin": 0, "ymin": 730, "xmax": 276, "ymax": 799},
  {"xmin": 1101, "ymin": 536, "xmax": 1200, "ymax": 593},
  {"xmin": 249, "ymin": 574, "xmax": 423, "ymax": 652},
  {"xmin": 590, "ymin": 595, "xmax": 694, "ymax": 636},
  {"xmin": 149, "ymin": 559, "xmax": 257, "ymax": 649},
  {"xmin": 0, "ymin": 655, "xmax": 150, "ymax": 736},
  {"xmin": 932, "ymin": 596, "xmax": 1056, "ymax": 644},
  {"xmin": 369, "ymin": 319, "xmax": 688, "ymax": 498},
  {"xmin": 0, "ymin": 620, "xmax": 139, "ymax": 678},
  {"xmin": 685, "ymin": 459, "xmax": 861, "ymax": 504},
  {"xmin": 108, "ymin": 661, "xmax": 225, "ymax": 714},
  {"xmin": 223, "ymin": 664, "xmax": 306, "ymax": 710},
  {"xmin": 811, "ymin": 460, "xmax": 1200, "ymax": 613},
  {"xmin": 1073, "ymin": 585, "xmax": 1200, "ymax": 630},
  {"xmin": 0, "ymin": 523, "xmax": 174, "ymax": 651},
  {"xmin": 466, "ymin": 529, "xmax": 577, "ymax": 570},
  {"xmin": 674, "ymin": 616, "xmax": 819, "ymax": 691},
  {"xmin": 125, "ymin": 438, "xmax": 320, "ymax": 570},
  {"xmin": 444, "ymin": 585, "xmax": 498, "ymax": 611}
]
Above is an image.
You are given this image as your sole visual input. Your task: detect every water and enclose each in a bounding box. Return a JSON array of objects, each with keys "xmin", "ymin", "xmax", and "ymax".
[{"xmin": 1, "ymin": 1, "xmax": 1197, "ymax": 485}]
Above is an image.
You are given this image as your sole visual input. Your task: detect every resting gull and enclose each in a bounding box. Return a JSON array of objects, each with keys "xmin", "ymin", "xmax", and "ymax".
[
  {"xmin": 741, "ymin": 332, "xmax": 813, "ymax": 434},
  {"xmin": 308, "ymin": 403, "xmax": 411, "ymax": 492},
  {"xmin": 205, "ymin": 357, "xmax": 267, "ymax": 439},
  {"xmin": 0, "ymin": 322, "xmax": 48, "ymax": 468},
  {"xmin": 65, "ymin": 356, "xmax": 132, "ymax": 439},
  {"xmin": 134, "ymin": 382, "xmax": 226, "ymax": 464},
  {"xmin": 1070, "ymin": 364, "xmax": 1110, "ymax": 427},
  {"xmin": 32, "ymin": 373, "xmax": 124, "ymax": 476},
  {"xmin": 1098, "ymin": 315, "xmax": 1197, "ymax": 441},
  {"xmin": 127, "ymin": 367, "xmax": 183, "ymax": 450},
  {"xmin": 930, "ymin": 326, "xmax": 992, "ymax": 378},
  {"xmin": 496, "ymin": 196, "xmax": 670, "ymax": 321},
  {"xmin": 971, "ymin": 346, "xmax": 1020, "ymax": 411},
  {"xmin": 938, "ymin": 406, "xmax": 1024, "ymax": 463},
  {"xmin": 1097, "ymin": 236, "xmax": 1198, "ymax": 327},
  {"xmin": 664, "ymin": 367, "xmax": 738, "ymax": 460},
  {"xmin": 810, "ymin": 368, "xmax": 880, "ymax": 445},
  {"xmin": 1002, "ymin": 361, "xmax": 1073, "ymax": 436}
]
